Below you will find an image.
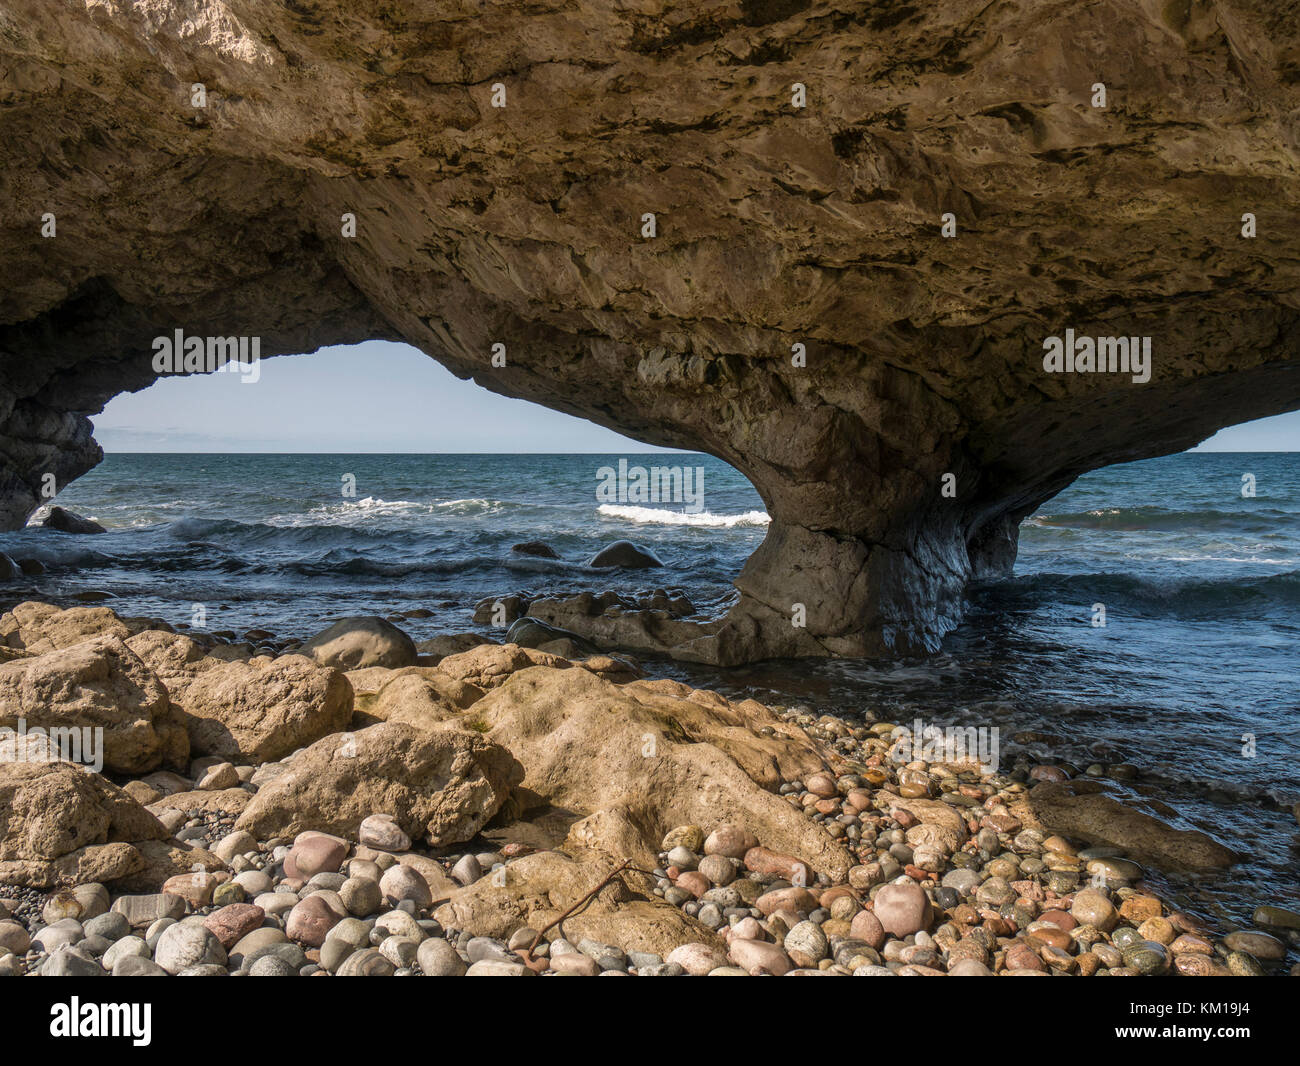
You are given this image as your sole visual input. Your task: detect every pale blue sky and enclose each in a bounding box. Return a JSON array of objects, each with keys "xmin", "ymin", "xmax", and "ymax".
[{"xmin": 94, "ymin": 339, "xmax": 1300, "ymax": 452}]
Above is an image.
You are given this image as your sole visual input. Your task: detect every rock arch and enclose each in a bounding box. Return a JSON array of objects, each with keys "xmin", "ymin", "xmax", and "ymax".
[{"xmin": 2, "ymin": 1, "xmax": 1299, "ymax": 662}]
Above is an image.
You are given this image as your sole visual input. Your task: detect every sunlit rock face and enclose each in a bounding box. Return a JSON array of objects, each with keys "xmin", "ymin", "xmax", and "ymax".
[{"xmin": 2, "ymin": 1, "xmax": 1300, "ymax": 661}]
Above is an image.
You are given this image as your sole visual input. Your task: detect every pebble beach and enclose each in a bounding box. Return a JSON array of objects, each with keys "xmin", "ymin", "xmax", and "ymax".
[{"xmin": 2, "ymin": 600, "xmax": 1296, "ymax": 978}]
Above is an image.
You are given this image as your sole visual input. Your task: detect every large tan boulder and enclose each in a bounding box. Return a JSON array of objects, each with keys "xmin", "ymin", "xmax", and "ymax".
[
  {"xmin": 297, "ymin": 617, "xmax": 417, "ymax": 670},
  {"xmin": 435, "ymin": 643, "xmax": 571, "ymax": 689},
  {"xmin": 161, "ymin": 654, "xmax": 353, "ymax": 764},
  {"xmin": 128, "ymin": 629, "xmax": 354, "ymax": 762},
  {"xmin": 0, "ymin": 634, "xmax": 186, "ymax": 773},
  {"xmin": 235, "ymin": 722, "xmax": 522, "ymax": 846},
  {"xmin": 125, "ymin": 629, "xmax": 212, "ymax": 687},
  {"xmin": 363, "ymin": 669, "xmax": 485, "ymax": 729},
  {"xmin": 0, "ymin": 762, "xmax": 169, "ymax": 888},
  {"xmin": 0, "ymin": 601, "xmax": 131, "ymax": 654},
  {"xmin": 432, "ymin": 849, "xmax": 722, "ymax": 957},
  {"xmin": 428, "ymin": 666, "xmax": 854, "ymax": 878},
  {"xmin": 1018, "ymin": 781, "xmax": 1240, "ymax": 871}
]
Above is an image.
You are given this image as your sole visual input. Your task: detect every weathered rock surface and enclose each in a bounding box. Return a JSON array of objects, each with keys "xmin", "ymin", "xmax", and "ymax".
[
  {"xmin": 1018, "ymin": 781, "xmax": 1240, "ymax": 871},
  {"xmin": 163, "ymin": 653, "xmax": 353, "ymax": 763},
  {"xmin": 1, "ymin": 602, "xmax": 134, "ymax": 655},
  {"xmin": 234, "ymin": 722, "xmax": 523, "ymax": 846},
  {"xmin": 298, "ymin": 617, "xmax": 418, "ymax": 670},
  {"xmin": 0, "ymin": 634, "xmax": 187, "ymax": 773},
  {"xmin": 432, "ymin": 848, "xmax": 723, "ymax": 958},
  {"xmin": 3, "ymin": 3, "xmax": 1300, "ymax": 659},
  {"xmin": 0, "ymin": 762, "xmax": 169, "ymax": 888},
  {"xmin": 434, "ymin": 643, "xmax": 572, "ymax": 690},
  {"xmin": 359, "ymin": 668, "xmax": 485, "ymax": 729},
  {"xmin": 429, "ymin": 665, "xmax": 854, "ymax": 879}
]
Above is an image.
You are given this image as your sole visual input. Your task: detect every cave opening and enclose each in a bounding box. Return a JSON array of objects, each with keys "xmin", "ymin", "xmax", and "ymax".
[{"xmin": 0, "ymin": 340, "xmax": 770, "ymax": 653}]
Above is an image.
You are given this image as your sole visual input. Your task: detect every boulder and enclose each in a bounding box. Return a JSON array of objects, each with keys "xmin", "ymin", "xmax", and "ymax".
[
  {"xmin": 0, "ymin": 634, "xmax": 186, "ymax": 773},
  {"xmin": 587, "ymin": 541, "xmax": 663, "ymax": 568},
  {"xmin": 0, "ymin": 602, "xmax": 132, "ymax": 655},
  {"xmin": 425, "ymin": 665, "xmax": 853, "ymax": 879},
  {"xmin": 0, "ymin": 762, "xmax": 168, "ymax": 888},
  {"xmin": 363, "ymin": 668, "xmax": 484, "ymax": 729},
  {"xmin": 471, "ymin": 595, "xmax": 528, "ymax": 626},
  {"xmin": 435, "ymin": 643, "xmax": 570, "ymax": 689},
  {"xmin": 297, "ymin": 617, "xmax": 417, "ymax": 670},
  {"xmin": 1019, "ymin": 782, "xmax": 1239, "ymax": 871},
  {"xmin": 433, "ymin": 849, "xmax": 722, "ymax": 958},
  {"xmin": 510, "ymin": 541, "xmax": 559, "ymax": 559},
  {"xmin": 41, "ymin": 506, "xmax": 106, "ymax": 534},
  {"xmin": 162, "ymin": 654, "xmax": 353, "ymax": 763},
  {"xmin": 235, "ymin": 722, "xmax": 522, "ymax": 847}
]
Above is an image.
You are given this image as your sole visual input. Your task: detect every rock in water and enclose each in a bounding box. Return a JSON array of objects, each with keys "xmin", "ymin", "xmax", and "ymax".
[
  {"xmin": 41, "ymin": 507, "xmax": 106, "ymax": 534},
  {"xmin": 587, "ymin": 541, "xmax": 663, "ymax": 569},
  {"xmin": 505, "ymin": 616, "xmax": 600, "ymax": 656},
  {"xmin": 1024, "ymin": 781, "xmax": 1239, "ymax": 871},
  {"xmin": 298, "ymin": 617, "xmax": 418, "ymax": 670},
  {"xmin": 510, "ymin": 541, "xmax": 559, "ymax": 559}
]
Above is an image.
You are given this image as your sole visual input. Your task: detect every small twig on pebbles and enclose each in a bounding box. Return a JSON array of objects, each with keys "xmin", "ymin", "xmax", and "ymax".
[{"xmin": 527, "ymin": 859, "xmax": 635, "ymax": 955}]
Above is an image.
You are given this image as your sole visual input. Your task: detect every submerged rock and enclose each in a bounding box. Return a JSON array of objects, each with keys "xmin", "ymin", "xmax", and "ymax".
[
  {"xmin": 587, "ymin": 541, "xmax": 663, "ymax": 569},
  {"xmin": 41, "ymin": 507, "xmax": 105, "ymax": 534},
  {"xmin": 1019, "ymin": 781, "xmax": 1239, "ymax": 871},
  {"xmin": 510, "ymin": 541, "xmax": 559, "ymax": 559}
]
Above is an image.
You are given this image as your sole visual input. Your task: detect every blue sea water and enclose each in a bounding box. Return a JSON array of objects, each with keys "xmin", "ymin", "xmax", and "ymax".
[{"xmin": 1, "ymin": 450, "xmax": 1296, "ymax": 923}]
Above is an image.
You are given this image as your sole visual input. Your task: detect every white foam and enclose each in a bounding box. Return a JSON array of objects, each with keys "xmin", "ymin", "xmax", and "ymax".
[{"xmin": 597, "ymin": 504, "xmax": 769, "ymax": 528}]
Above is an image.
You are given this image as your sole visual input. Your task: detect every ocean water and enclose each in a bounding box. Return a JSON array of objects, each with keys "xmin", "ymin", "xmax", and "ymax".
[{"xmin": 1, "ymin": 450, "xmax": 1296, "ymax": 924}]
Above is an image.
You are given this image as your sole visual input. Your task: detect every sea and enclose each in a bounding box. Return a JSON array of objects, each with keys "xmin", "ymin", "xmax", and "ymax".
[{"xmin": 1, "ymin": 450, "xmax": 1296, "ymax": 926}]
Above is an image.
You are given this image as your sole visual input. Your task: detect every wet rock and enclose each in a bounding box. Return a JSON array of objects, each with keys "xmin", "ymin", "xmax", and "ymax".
[
  {"xmin": 299, "ymin": 617, "xmax": 418, "ymax": 670},
  {"xmin": 41, "ymin": 507, "xmax": 105, "ymax": 535},
  {"xmin": 587, "ymin": 541, "xmax": 663, "ymax": 569}
]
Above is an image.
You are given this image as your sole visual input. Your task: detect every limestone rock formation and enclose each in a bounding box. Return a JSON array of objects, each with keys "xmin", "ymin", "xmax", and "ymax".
[
  {"xmin": 165, "ymin": 654, "xmax": 354, "ymax": 764},
  {"xmin": 432, "ymin": 848, "xmax": 724, "ymax": 957},
  {"xmin": 124, "ymin": 628, "xmax": 354, "ymax": 761},
  {"xmin": 431, "ymin": 665, "xmax": 856, "ymax": 879},
  {"xmin": 358, "ymin": 667, "xmax": 486, "ymax": 729},
  {"xmin": 0, "ymin": 634, "xmax": 188, "ymax": 774},
  {"xmin": 1018, "ymin": 780, "xmax": 1240, "ymax": 871},
  {"xmin": 3, "ymin": 2, "xmax": 1300, "ymax": 660},
  {"xmin": 0, "ymin": 761, "xmax": 170, "ymax": 888},
  {"xmin": 235, "ymin": 722, "xmax": 524, "ymax": 846},
  {"xmin": 1, "ymin": 602, "xmax": 133, "ymax": 654}
]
